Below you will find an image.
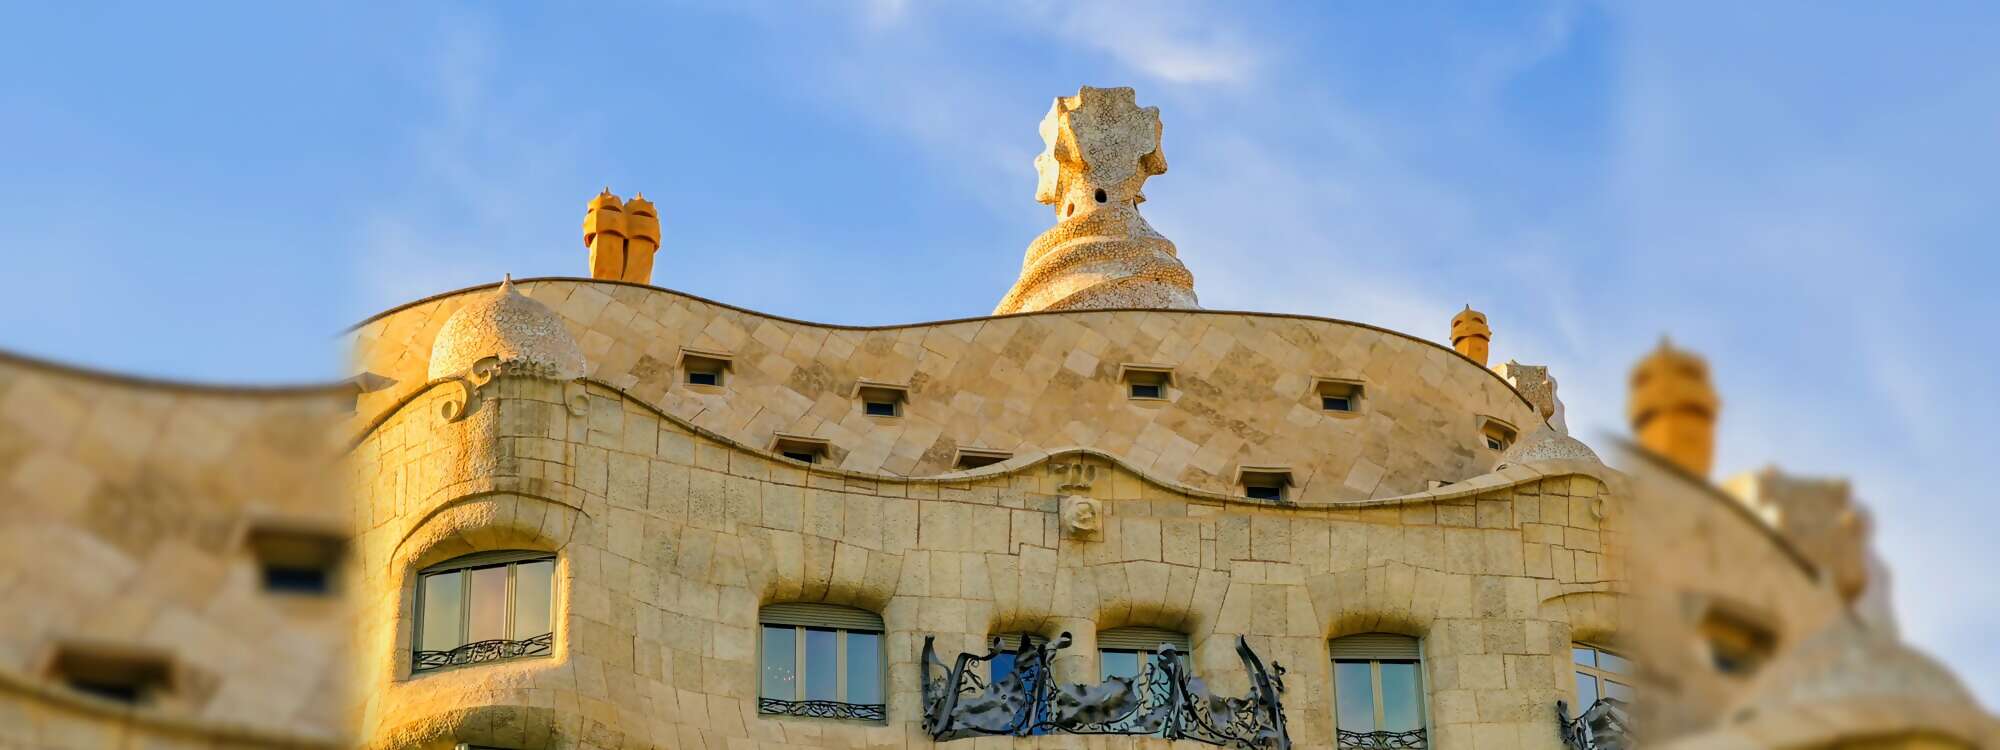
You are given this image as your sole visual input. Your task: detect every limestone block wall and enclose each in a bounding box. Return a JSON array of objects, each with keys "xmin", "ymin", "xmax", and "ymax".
[
  {"xmin": 0, "ymin": 354, "xmax": 351, "ymax": 749},
  {"xmin": 1618, "ymin": 450, "xmax": 1846, "ymax": 740},
  {"xmin": 349, "ymin": 372, "xmax": 1621, "ymax": 750},
  {"xmin": 348, "ymin": 280, "xmax": 1543, "ymax": 503}
]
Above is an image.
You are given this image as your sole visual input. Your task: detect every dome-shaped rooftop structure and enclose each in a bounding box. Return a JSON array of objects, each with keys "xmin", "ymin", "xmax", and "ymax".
[
  {"xmin": 1497, "ymin": 425, "xmax": 1601, "ymax": 468},
  {"xmin": 427, "ymin": 277, "xmax": 586, "ymax": 381}
]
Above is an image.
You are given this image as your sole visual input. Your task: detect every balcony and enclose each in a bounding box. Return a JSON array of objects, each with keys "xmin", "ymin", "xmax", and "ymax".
[
  {"xmin": 1558, "ymin": 699, "xmax": 1634, "ymax": 750},
  {"xmin": 922, "ymin": 633, "xmax": 1293, "ymax": 749}
]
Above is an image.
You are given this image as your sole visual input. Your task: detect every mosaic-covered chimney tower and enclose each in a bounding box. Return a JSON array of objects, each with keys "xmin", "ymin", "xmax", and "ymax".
[
  {"xmin": 994, "ymin": 86, "xmax": 1198, "ymax": 314},
  {"xmin": 1629, "ymin": 337, "xmax": 1721, "ymax": 477},
  {"xmin": 582, "ymin": 188, "xmax": 661, "ymax": 284}
]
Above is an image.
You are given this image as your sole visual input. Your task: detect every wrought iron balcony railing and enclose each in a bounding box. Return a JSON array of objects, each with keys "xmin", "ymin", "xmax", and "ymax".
[
  {"xmin": 757, "ymin": 698, "xmax": 887, "ymax": 722},
  {"xmin": 1337, "ymin": 728, "xmax": 1428, "ymax": 749},
  {"xmin": 412, "ymin": 632, "xmax": 553, "ymax": 672},
  {"xmin": 1557, "ymin": 698, "xmax": 1634, "ymax": 750},
  {"xmin": 921, "ymin": 632, "xmax": 1292, "ymax": 749}
]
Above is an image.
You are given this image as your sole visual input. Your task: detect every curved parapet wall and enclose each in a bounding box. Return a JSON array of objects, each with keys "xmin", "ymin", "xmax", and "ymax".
[
  {"xmin": 0, "ymin": 351, "xmax": 351, "ymax": 749},
  {"xmin": 346, "ymin": 360, "xmax": 1618, "ymax": 749},
  {"xmin": 349, "ymin": 279, "xmax": 1541, "ymax": 502}
]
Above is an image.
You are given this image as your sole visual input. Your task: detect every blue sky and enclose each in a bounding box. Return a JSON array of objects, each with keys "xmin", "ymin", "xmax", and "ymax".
[{"xmin": 3, "ymin": 1, "xmax": 1995, "ymax": 707}]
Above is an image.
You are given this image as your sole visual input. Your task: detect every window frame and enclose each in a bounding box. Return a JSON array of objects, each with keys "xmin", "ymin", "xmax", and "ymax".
[
  {"xmin": 1329, "ymin": 634, "xmax": 1428, "ymax": 741},
  {"xmin": 853, "ymin": 380, "xmax": 909, "ymax": 419},
  {"xmin": 678, "ymin": 349, "xmax": 733, "ymax": 391},
  {"xmin": 1478, "ymin": 416, "xmax": 1519, "ymax": 452},
  {"xmin": 1119, "ymin": 364, "xmax": 1175, "ymax": 402},
  {"xmin": 1313, "ymin": 377, "xmax": 1367, "ymax": 417},
  {"xmin": 1236, "ymin": 466, "xmax": 1296, "ymax": 503},
  {"xmin": 411, "ymin": 550, "xmax": 557, "ymax": 673},
  {"xmin": 757, "ymin": 604, "xmax": 887, "ymax": 722},
  {"xmin": 1570, "ymin": 641, "xmax": 1635, "ymax": 714}
]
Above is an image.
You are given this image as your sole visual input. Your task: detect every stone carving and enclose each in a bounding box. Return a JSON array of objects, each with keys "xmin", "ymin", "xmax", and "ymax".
[
  {"xmin": 1496, "ymin": 360, "xmax": 1568, "ymax": 434},
  {"xmin": 583, "ymin": 189, "xmax": 661, "ymax": 285},
  {"xmin": 994, "ymin": 86, "xmax": 1198, "ymax": 314},
  {"xmin": 1051, "ymin": 460, "xmax": 1099, "ymax": 492},
  {"xmin": 428, "ymin": 277, "xmax": 588, "ymax": 423},
  {"xmin": 438, "ymin": 356, "xmax": 500, "ymax": 423},
  {"xmin": 1060, "ymin": 495, "xmax": 1102, "ymax": 539},
  {"xmin": 428, "ymin": 276, "xmax": 587, "ymax": 382}
]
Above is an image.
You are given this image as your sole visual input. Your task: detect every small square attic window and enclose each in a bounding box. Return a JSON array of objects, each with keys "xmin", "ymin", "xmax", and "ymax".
[
  {"xmin": 1314, "ymin": 378, "xmax": 1365, "ymax": 414},
  {"xmin": 48, "ymin": 643, "xmax": 175, "ymax": 705},
  {"xmin": 1700, "ymin": 606, "xmax": 1777, "ymax": 677},
  {"xmin": 244, "ymin": 524, "xmax": 346, "ymax": 596},
  {"xmin": 1236, "ymin": 466, "xmax": 1296, "ymax": 502},
  {"xmin": 1120, "ymin": 364, "xmax": 1174, "ymax": 401},
  {"xmin": 953, "ymin": 448, "xmax": 1013, "ymax": 470},
  {"xmin": 853, "ymin": 381, "xmax": 908, "ymax": 418},
  {"xmin": 680, "ymin": 349, "xmax": 733, "ymax": 388},
  {"xmin": 1479, "ymin": 417, "xmax": 1518, "ymax": 451},
  {"xmin": 771, "ymin": 434, "xmax": 832, "ymax": 465}
]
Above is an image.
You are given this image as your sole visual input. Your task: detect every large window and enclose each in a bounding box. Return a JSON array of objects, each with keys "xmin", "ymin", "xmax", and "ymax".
[
  {"xmin": 1096, "ymin": 627, "xmax": 1190, "ymax": 736},
  {"xmin": 759, "ymin": 603, "xmax": 885, "ymax": 722},
  {"xmin": 1571, "ymin": 642, "xmax": 1635, "ymax": 712},
  {"xmin": 413, "ymin": 551, "xmax": 555, "ymax": 673},
  {"xmin": 1331, "ymin": 634, "xmax": 1427, "ymax": 749},
  {"xmin": 1097, "ymin": 626, "xmax": 1190, "ymax": 681}
]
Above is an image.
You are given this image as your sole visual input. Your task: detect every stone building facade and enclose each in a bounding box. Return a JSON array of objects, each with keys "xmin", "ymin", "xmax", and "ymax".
[{"xmin": 0, "ymin": 85, "xmax": 1993, "ymax": 750}]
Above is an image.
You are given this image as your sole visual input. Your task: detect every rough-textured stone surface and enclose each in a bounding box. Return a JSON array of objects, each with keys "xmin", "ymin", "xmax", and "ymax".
[
  {"xmin": 1498, "ymin": 426, "xmax": 1599, "ymax": 468},
  {"xmin": 348, "ymin": 367, "xmax": 1623, "ymax": 749},
  {"xmin": 428, "ymin": 277, "xmax": 588, "ymax": 381},
  {"xmin": 994, "ymin": 86, "xmax": 1198, "ymax": 314},
  {"xmin": 0, "ymin": 353, "xmax": 350, "ymax": 750},
  {"xmin": 356, "ymin": 279, "xmax": 1545, "ymax": 503}
]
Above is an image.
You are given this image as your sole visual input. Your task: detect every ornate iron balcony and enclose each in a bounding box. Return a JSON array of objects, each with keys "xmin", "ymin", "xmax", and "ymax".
[
  {"xmin": 1558, "ymin": 698, "xmax": 1634, "ymax": 750},
  {"xmin": 412, "ymin": 632, "xmax": 553, "ymax": 673},
  {"xmin": 757, "ymin": 698, "xmax": 887, "ymax": 722},
  {"xmin": 1338, "ymin": 728, "xmax": 1428, "ymax": 749},
  {"xmin": 922, "ymin": 632, "xmax": 1291, "ymax": 749}
]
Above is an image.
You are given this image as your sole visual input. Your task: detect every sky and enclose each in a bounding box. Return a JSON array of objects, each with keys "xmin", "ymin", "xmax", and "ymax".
[{"xmin": 2, "ymin": 1, "xmax": 1996, "ymax": 708}]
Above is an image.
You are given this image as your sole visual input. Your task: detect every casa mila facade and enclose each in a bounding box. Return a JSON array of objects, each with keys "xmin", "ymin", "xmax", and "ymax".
[{"xmin": 0, "ymin": 86, "xmax": 1990, "ymax": 750}]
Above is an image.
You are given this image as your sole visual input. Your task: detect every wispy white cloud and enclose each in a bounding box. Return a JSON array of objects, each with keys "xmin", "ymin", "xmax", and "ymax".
[{"xmin": 1051, "ymin": 2, "xmax": 1261, "ymax": 86}]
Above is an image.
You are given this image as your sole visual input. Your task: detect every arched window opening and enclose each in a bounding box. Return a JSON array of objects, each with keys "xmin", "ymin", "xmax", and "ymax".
[
  {"xmin": 412, "ymin": 551, "xmax": 556, "ymax": 673},
  {"xmin": 1331, "ymin": 633, "xmax": 1427, "ymax": 749},
  {"xmin": 759, "ymin": 603, "xmax": 886, "ymax": 722}
]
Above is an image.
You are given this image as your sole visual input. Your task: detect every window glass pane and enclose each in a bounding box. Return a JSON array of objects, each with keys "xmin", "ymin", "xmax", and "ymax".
[
  {"xmin": 803, "ymin": 628, "xmax": 838, "ymax": 701},
  {"xmin": 1379, "ymin": 662, "xmax": 1424, "ymax": 732},
  {"xmin": 1575, "ymin": 673, "xmax": 1599, "ymax": 713},
  {"xmin": 419, "ymin": 570, "xmax": 464, "ymax": 651},
  {"xmin": 991, "ymin": 651, "xmax": 1018, "ymax": 682},
  {"xmin": 761, "ymin": 626, "xmax": 797, "ymax": 699},
  {"xmin": 1100, "ymin": 650, "xmax": 1140, "ymax": 681},
  {"xmin": 845, "ymin": 631, "xmax": 882, "ymax": 704},
  {"xmin": 1572, "ymin": 646, "xmax": 1596, "ymax": 667},
  {"xmin": 1334, "ymin": 661, "xmax": 1376, "ymax": 733},
  {"xmin": 1605, "ymin": 680, "xmax": 1635, "ymax": 703},
  {"xmin": 1597, "ymin": 649, "xmax": 1632, "ymax": 675},
  {"xmin": 466, "ymin": 565, "xmax": 509, "ymax": 643},
  {"xmin": 511, "ymin": 560, "xmax": 554, "ymax": 639}
]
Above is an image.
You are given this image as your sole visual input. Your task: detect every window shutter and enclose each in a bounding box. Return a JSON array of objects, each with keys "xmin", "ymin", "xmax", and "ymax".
[
  {"xmin": 759, "ymin": 602, "xmax": 883, "ymax": 632},
  {"xmin": 1097, "ymin": 626, "xmax": 1191, "ymax": 652},
  {"xmin": 1330, "ymin": 633, "xmax": 1421, "ymax": 660},
  {"xmin": 420, "ymin": 549, "xmax": 554, "ymax": 573},
  {"xmin": 991, "ymin": 633, "xmax": 1048, "ymax": 651}
]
